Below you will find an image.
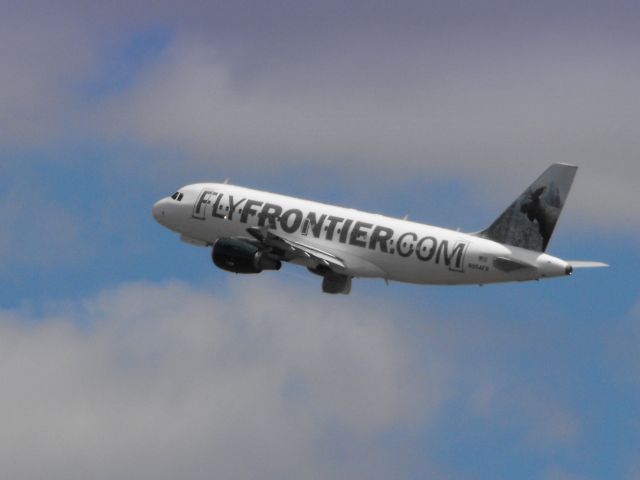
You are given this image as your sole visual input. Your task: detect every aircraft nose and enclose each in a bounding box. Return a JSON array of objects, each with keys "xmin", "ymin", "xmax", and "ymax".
[{"xmin": 152, "ymin": 199, "xmax": 166, "ymax": 223}]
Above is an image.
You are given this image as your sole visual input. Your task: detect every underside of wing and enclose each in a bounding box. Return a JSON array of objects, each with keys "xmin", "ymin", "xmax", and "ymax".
[{"xmin": 246, "ymin": 226, "xmax": 346, "ymax": 271}]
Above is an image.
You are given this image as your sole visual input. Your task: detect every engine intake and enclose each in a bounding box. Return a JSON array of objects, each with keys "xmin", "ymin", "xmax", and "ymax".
[{"xmin": 212, "ymin": 238, "xmax": 281, "ymax": 274}]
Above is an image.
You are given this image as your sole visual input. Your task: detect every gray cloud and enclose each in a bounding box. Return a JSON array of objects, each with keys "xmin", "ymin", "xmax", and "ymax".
[
  {"xmin": 3, "ymin": 1, "xmax": 638, "ymax": 228},
  {"xmin": 0, "ymin": 7, "xmax": 98, "ymax": 145},
  {"xmin": 99, "ymin": 36, "xmax": 640, "ymax": 228}
]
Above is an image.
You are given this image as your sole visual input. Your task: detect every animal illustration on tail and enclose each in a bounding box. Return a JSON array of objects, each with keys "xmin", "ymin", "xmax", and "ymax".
[
  {"xmin": 519, "ymin": 186, "xmax": 561, "ymax": 251},
  {"xmin": 480, "ymin": 164, "xmax": 576, "ymax": 252}
]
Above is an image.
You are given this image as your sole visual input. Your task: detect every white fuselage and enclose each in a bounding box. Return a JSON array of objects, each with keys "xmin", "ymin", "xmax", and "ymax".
[{"xmin": 153, "ymin": 183, "xmax": 571, "ymax": 285}]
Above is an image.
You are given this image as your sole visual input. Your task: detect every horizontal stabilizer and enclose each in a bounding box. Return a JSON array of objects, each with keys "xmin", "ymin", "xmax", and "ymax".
[{"xmin": 568, "ymin": 261, "xmax": 609, "ymax": 268}]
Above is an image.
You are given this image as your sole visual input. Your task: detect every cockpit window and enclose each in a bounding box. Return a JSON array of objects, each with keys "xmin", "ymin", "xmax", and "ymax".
[
  {"xmin": 177, "ymin": 193, "xmax": 184, "ymax": 201},
  {"xmin": 171, "ymin": 192, "xmax": 180, "ymax": 200}
]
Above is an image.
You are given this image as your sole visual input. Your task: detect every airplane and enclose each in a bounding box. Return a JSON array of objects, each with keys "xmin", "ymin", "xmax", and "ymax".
[{"xmin": 152, "ymin": 164, "xmax": 607, "ymax": 294}]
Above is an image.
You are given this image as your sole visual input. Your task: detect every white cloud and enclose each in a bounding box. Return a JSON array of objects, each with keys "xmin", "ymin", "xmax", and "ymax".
[
  {"xmin": 0, "ymin": 277, "xmax": 598, "ymax": 478},
  {"xmin": 0, "ymin": 280, "xmax": 444, "ymax": 480}
]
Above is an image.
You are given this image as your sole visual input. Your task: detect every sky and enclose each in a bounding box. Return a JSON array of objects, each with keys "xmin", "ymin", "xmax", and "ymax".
[{"xmin": 1, "ymin": 1, "xmax": 639, "ymax": 478}]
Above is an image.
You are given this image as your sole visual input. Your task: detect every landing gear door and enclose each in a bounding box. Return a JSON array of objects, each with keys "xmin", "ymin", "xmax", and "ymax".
[{"xmin": 193, "ymin": 190, "xmax": 216, "ymax": 220}]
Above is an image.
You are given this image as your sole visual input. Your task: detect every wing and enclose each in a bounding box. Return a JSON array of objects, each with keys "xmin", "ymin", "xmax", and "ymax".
[{"xmin": 246, "ymin": 226, "xmax": 346, "ymax": 271}]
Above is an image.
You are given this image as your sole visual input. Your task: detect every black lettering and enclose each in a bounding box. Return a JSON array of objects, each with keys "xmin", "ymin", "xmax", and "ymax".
[
  {"xmin": 258, "ymin": 203, "xmax": 283, "ymax": 229},
  {"xmin": 211, "ymin": 193, "xmax": 225, "ymax": 219},
  {"xmin": 325, "ymin": 216, "xmax": 343, "ymax": 241},
  {"xmin": 469, "ymin": 263, "xmax": 488, "ymax": 272},
  {"xmin": 193, "ymin": 190, "xmax": 216, "ymax": 219},
  {"xmin": 437, "ymin": 241, "xmax": 467, "ymax": 270},
  {"xmin": 451, "ymin": 242, "xmax": 467, "ymax": 271},
  {"xmin": 281, "ymin": 209, "xmax": 303, "ymax": 233},
  {"xmin": 305, "ymin": 212, "xmax": 327, "ymax": 238},
  {"xmin": 339, "ymin": 219, "xmax": 354, "ymax": 243},
  {"xmin": 397, "ymin": 232, "xmax": 417, "ymax": 257},
  {"xmin": 369, "ymin": 226, "xmax": 394, "ymax": 252},
  {"xmin": 416, "ymin": 236, "xmax": 437, "ymax": 261},
  {"xmin": 349, "ymin": 221, "xmax": 372, "ymax": 248},
  {"xmin": 240, "ymin": 199, "xmax": 263, "ymax": 223},
  {"xmin": 228, "ymin": 196, "xmax": 246, "ymax": 221}
]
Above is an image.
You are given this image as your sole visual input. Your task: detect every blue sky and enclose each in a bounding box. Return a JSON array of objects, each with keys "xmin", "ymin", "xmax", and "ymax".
[{"xmin": 1, "ymin": 2, "xmax": 639, "ymax": 479}]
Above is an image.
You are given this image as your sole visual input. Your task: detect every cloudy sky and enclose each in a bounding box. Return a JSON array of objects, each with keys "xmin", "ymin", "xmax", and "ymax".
[{"xmin": 1, "ymin": 1, "xmax": 639, "ymax": 478}]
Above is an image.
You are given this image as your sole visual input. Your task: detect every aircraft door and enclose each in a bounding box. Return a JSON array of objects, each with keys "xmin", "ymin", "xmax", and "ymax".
[{"xmin": 193, "ymin": 190, "xmax": 217, "ymax": 220}]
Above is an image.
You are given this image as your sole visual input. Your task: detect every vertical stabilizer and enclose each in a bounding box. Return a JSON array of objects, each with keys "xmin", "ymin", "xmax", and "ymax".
[{"xmin": 478, "ymin": 164, "xmax": 578, "ymax": 252}]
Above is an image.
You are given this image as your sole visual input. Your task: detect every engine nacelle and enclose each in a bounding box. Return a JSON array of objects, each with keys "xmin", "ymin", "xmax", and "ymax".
[{"xmin": 212, "ymin": 238, "xmax": 281, "ymax": 274}]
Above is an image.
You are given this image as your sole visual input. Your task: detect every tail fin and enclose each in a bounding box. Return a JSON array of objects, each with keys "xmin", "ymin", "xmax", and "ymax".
[{"xmin": 478, "ymin": 163, "xmax": 578, "ymax": 252}]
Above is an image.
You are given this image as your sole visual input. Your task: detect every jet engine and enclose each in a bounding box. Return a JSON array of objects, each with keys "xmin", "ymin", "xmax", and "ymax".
[{"xmin": 212, "ymin": 238, "xmax": 281, "ymax": 274}]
